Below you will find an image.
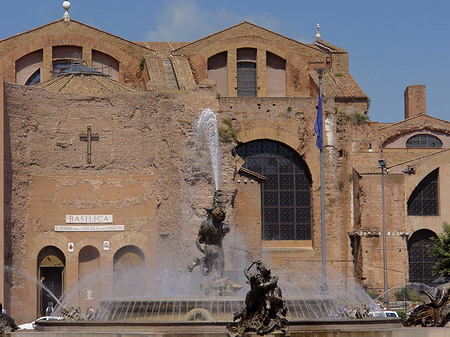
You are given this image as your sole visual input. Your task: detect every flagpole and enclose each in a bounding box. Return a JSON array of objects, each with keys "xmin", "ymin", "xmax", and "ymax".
[{"xmin": 315, "ymin": 68, "xmax": 328, "ymax": 293}]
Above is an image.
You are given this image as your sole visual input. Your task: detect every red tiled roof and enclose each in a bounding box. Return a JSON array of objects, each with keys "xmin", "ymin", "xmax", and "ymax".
[{"xmin": 310, "ymin": 72, "xmax": 367, "ymax": 100}]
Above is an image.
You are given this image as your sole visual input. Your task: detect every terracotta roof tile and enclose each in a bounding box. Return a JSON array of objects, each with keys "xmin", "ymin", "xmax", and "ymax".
[
  {"xmin": 136, "ymin": 42, "xmax": 188, "ymax": 58},
  {"xmin": 310, "ymin": 72, "xmax": 367, "ymax": 99},
  {"xmin": 36, "ymin": 73, "xmax": 138, "ymax": 95}
]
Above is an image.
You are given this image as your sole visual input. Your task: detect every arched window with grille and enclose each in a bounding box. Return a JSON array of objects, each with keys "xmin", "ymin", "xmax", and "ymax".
[
  {"xmin": 235, "ymin": 140, "xmax": 312, "ymax": 240},
  {"xmin": 408, "ymin": 229, "xmax": 437, "ymax": 285},
  {"xmin": 406, "ymin": 134, "xmax": 443, "ymax": 148},
  {"xmin": 407, "ymin": 168, "xmax": 439, "ymax": 216}
]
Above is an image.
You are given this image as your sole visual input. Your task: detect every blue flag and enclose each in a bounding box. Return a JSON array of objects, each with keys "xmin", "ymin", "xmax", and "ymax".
[{"xmin": 314, "ymin": 93, "xmax": 323, "ymax": 150}]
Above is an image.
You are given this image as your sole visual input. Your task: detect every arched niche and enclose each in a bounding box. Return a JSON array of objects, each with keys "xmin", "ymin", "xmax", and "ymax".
[
  {"xmin": 207, "ymin": 51, "xmax": 227, "ymax": 97},
  {"xmin": 113, "ymin": 245, "xmax": 145, "ymax": 297},
  {"xmin": 78, "ymin": 246, "xmax": 101, "ymax": 306},
  {"xmin": 266, "ymin": 51, "xmax": 286, "ymax": 97},
  {"xmin": 15, "ymin": 49, "xmax": 43, "ymax": 85},
  {"xmin": 92, "ymin": 50, "xmax": 119, "ymax": 80},
  {"xmin": 37, "ymin": 246, "xmax": 65, "ymax": 317}
]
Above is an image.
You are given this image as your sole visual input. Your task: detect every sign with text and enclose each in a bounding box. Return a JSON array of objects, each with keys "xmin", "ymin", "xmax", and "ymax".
[
  {"xmin": 55, "ymin": 225, "xmax": 124, "ymax": 232},
  {"xmin": 66, "ymin": 215, "xmax": 113, "ymax": 224}
]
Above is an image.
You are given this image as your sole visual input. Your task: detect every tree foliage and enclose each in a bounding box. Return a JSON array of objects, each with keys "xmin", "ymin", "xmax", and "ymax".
[{"xmin": 428, "ymin": 222, "xmax": 450, "ymax": 277}]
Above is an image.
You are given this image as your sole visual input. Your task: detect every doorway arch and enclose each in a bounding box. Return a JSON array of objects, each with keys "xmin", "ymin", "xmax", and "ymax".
[{"xmin": 37, "ymin": 246, "xmax": 65, "ymax": 317}]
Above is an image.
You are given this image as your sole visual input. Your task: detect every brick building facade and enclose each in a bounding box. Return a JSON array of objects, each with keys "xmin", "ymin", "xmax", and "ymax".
[{"xmin": 0, "ymin": 11, "xmax": 449, "ymax": 323}]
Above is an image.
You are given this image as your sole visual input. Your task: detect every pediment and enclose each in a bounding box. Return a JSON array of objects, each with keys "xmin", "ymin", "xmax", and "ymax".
[
  {"xmin": 0, "ymin": 19, "xmax": 154, "ymax": 54},
  {"xmin": 379, "ymin": 114, "xmax": 450, "ymax": 144},
  {"xmin": 172, "ymin": 21, "xmax": 324, "ymax": 58}
]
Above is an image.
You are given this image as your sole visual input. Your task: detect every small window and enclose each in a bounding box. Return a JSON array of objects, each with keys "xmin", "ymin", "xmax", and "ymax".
[
  {"xmin": 406, "ymin": 134, "xmax": 442, "ymax": 148},
  {"xmin": 52, "ymin": 60, "xmax": 73, "ymax": 77},
  {"xmin": 25, "ymin": 69, "xmax": 41, "ymax": 86}
]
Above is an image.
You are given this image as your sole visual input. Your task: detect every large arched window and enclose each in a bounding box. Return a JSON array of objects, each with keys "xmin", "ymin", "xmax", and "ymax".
[
  {"xmin": 237, "ymin": 48, "xmax": 257, "ymax": 97},
  {"xmin": 235, "ymin": 140, "xmax": 312, "ymax": 240},
  {"xmin": 408, "ymin": 229, "xmax": 437, "ymax": 285},
  {"xmin": 407, "ymin": 168, "xmax": 439, "ymax": 216},
  {"xmin": 406, "ymin": 134, "xmax": 443, "ymax": 148}
]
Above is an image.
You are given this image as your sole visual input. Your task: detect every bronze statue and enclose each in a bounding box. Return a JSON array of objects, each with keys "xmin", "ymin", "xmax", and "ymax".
[
  {"xmin": 404, "ymin": 282, "xmax": 450, "ymax": 327},
  {"xmin": 228, "ymin": 260, "xmax": 288, "ymax": 336},
  {"xmin": 188, "ymin": 190, "xmax": 230, "ymax": 277}
]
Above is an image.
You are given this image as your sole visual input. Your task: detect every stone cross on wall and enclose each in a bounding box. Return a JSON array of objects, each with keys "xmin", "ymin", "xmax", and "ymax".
[{"xmin": 79, "ymin": 126, "xmax": 99, "ymax": 164}]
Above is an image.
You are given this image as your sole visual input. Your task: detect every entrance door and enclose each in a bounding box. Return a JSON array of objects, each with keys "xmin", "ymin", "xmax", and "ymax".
[{"xmin": 37, "ymin": 246, "xmax": 65, "ymax": 317}]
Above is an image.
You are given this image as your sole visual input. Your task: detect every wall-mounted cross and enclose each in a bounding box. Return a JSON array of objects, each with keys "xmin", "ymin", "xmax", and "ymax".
[{"xmin": 79, "ymin": 126, "xmax": 99, "ymax": 164}]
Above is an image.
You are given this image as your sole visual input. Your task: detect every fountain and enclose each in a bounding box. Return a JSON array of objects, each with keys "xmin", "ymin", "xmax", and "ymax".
[{"xmin": 23, "ymin": 108, "xmax": 407, "ymax": 336}]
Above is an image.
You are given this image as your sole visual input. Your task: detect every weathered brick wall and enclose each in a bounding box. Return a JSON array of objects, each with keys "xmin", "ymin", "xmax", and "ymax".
[{"xmin": 4, "ymin": 83, "xmax": 223, "ymax": 322}]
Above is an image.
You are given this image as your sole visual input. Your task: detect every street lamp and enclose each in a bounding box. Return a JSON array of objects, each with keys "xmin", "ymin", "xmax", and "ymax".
[
  {"xmin": 369, "ymin": 131, "xmax": 389, "ymax": 309},
  {"xmin": 378, "ymin": 154, "xmax": 388, "ymax": 309}
]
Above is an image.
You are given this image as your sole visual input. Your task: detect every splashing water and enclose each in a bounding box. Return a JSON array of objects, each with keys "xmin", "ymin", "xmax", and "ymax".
[
  {"xmin": 4, "ymin": 266, "xmax": 62, "ymax": 309},
  {"xmin": 195, "ymin": 108, "xmax": 221, "ymax": 190}
]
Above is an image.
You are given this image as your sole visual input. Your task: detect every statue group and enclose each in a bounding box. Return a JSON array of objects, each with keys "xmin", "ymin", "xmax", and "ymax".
[
  {"xmin": 404, "ymin": 281, "xmax": 450, "ymax": 327},
  {"xmin": 228, "ymin": 260, "xmax": 288, "ymax": 336},
  {"xmin": 187, "ymin": 190, "xmax": 241, "ymax": 296}
]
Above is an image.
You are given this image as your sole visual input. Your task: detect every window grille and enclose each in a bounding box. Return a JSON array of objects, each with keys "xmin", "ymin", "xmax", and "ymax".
[
  {"xmin": 407, "ymin": 169, "xmax": 439, "ymax": 216},
  {"xmin": 236, "ymin": 140, "xmax": 312, "ymax": 240},
  {"xmin": 237, "ymin": 62, "xmax": 256, "ymax": 97},
  {"xmin": 406, "ymin": 134, "xmax": 443, "ymax": 148}
]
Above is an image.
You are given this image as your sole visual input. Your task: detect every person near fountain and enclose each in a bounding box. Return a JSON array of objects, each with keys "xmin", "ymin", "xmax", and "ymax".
[
  {"xmin": 45, "ymin": 302, "xmax": 54, "ymax": 316},
  {"xmin": 188, "ymin": 205, "xmax": 229, "ymax": 277}
]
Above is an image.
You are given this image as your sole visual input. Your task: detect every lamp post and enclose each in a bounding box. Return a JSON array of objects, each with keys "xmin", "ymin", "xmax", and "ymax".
[
  {"xmin": 369, "ymin": 131, "xmax": 389, "ymax": 309},
  {"xmin": 378, "ymin": 155, "xmax": 388, "ymax": 310},
  {"xmin": 315, "ymin": 68, "xmax": 328, "ymax": 293}
]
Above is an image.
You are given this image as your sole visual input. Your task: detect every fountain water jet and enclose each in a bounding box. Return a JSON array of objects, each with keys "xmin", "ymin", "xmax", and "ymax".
[{"xmin": 195, "ymin": 108, "xmax": 221, "ymax": 190}]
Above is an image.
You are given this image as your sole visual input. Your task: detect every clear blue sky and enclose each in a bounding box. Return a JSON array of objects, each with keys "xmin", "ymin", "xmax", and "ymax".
[{"xmin": 0, "ymin": 0, "xmax": 448, "ymax": 123}]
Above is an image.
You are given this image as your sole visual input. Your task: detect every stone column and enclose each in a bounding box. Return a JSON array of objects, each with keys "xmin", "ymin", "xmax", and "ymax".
[
  {"xmin": 257, "ymin": 49, "xmax": 266, "ymax": 97},
  {"xmin": 83, "ymin": 46, "xmax": 93, "ymax": 67},
  {"xmin": 0, "ymin": 77, "xmax": 4, "ymax": 307},
  {"xmin": 42, "ymin": 46, "xmax": 53, "ymax": 82},
  {"xmin": 100, "ymin": 247, "xmax": 114, "ymax": 300},
  {"xmin": 227, "ymin": 48, "xmax": 237, "ymax": 97}
]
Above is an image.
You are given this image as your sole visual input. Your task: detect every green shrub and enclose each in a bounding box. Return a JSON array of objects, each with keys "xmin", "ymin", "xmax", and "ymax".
[{"xmin": 345, "ymin": 112, "xmax": 370, "ymax": 125}]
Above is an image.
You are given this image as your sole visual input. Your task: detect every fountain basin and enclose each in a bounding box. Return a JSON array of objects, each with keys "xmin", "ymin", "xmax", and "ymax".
[
  {"xmin": 96, "ymin": 296, "xmax": 343, "ymax": 321},
  {"xmin": 17, "ymin": 318, "xmax": 412, "ymax": 337}
]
